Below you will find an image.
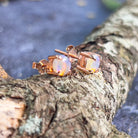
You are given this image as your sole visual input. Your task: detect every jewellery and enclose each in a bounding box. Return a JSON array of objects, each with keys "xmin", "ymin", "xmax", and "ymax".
[
  {"xmin": 32, "ymin": 45, "xmax": 101, "ymax": 76},
  {"xmin": 32, "ymin": 55, "xmax": 71, "ymax": 76},
  {"xmin": 55, "ymin": 46, "xmax": 101, "ymax": 74},
  {"xmin": 76, "ymin": 52, "xmax": 100, "ymax": 74}
]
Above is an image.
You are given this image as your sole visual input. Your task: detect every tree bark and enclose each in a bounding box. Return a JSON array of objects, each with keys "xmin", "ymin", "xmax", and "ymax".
[{"xmin": 0, "ymin": 0, "xmax": 138, "ymax": 138}]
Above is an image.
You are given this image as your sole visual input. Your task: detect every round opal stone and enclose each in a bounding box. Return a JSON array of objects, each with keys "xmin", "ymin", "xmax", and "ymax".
[
  {"xmin": 86, "ymin": 54, "xmax": 100, "ymax": 72},
  {"xmin": 53, "ymin": 55, "xmax": 71, "ymax": 76}
]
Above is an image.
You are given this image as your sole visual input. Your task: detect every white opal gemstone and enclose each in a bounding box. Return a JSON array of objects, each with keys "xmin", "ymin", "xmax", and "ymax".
[
  {"xmin": 86, "ymin": 54, "xmax": 100, "ymax": 72},
  {"xmin": 53, "ymin": 55, "xmax": 71, "ymax": 76}
]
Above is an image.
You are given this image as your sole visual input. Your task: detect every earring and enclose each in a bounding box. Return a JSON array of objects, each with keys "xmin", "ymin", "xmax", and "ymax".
[
  {"xmin": 55, "ymin": 46, "xmax": 101, "ymax": 74},
  {"xmin": 32, "ymin": 55, "xmax": 72, "ymax": 76},
  {"xmin": 32, "ymin": 45, "xmax": 101, "ymax": 76},
  {"xmin": 76, "ymin": 52, "xmax": 101, "ymax": 74}
]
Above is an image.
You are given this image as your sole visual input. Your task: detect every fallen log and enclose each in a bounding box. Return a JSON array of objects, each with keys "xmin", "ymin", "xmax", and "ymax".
[{"xmin": 0, "ymin": 0, "xmax": 138, "ymax": 137}]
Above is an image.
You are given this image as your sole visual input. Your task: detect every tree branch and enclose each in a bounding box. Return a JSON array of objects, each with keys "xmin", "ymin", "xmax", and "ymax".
[{"xmin": 0, "ymin": 0, "xmax": 138, "ymax": 137}]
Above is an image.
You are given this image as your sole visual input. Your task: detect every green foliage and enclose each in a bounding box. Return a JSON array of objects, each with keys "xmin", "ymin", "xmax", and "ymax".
[
  {"xmin": 102, "ymin": 0, "xmax": 121, "ymax": 11},
  {"xmin": 19, "ymin": 116, "xmax": 42, "ymax": 135}
]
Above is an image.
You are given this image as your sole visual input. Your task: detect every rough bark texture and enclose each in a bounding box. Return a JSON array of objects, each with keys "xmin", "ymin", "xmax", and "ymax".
[{"xmin": 0, "ymin": 0, "xmax": 138, "ymax": 138}]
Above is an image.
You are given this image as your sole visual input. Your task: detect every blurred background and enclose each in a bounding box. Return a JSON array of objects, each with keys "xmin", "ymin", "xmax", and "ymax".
[{"xmin": 0, "ymin": 0, "xmax": 137, "ymax": 137}]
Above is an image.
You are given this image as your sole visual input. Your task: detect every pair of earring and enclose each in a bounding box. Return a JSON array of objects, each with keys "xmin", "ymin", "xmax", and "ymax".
[{"xmin": 32, "ymin": 45, "xmax": 101, "ymax": 76}]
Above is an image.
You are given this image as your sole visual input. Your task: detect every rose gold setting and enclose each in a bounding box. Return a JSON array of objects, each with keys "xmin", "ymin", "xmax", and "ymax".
[
  {"xmin": 32, "ymin": 57, "xmax": 59, "ymax": 75},
  {"xmin": 76, "ymin": 52, "xmax": 101, "ymax": 74},
  {"xmin": 32, "ymin": 55, "xmax": 72, "ymax": 76},
  {"xmin": 32, "ymin": 45, "xmax": 101, "ymax": 76},
  {"xmin": 55, "ymin": 46, "xmax": 101, "ymax": 74}
]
